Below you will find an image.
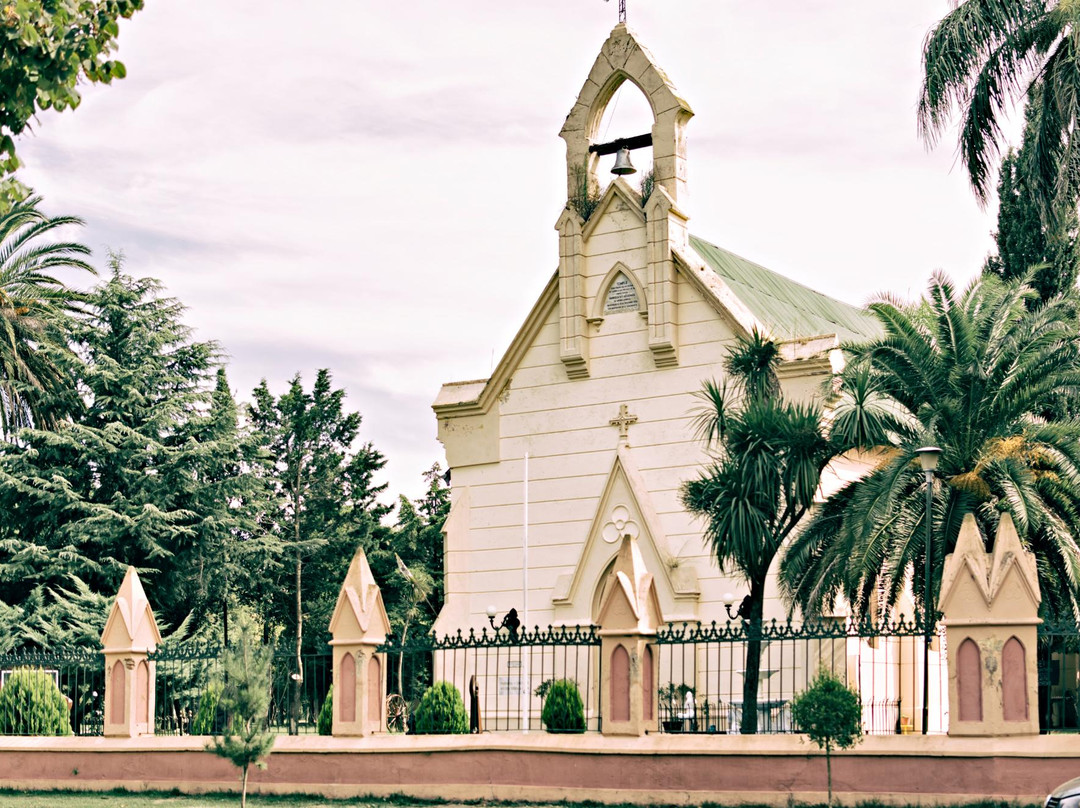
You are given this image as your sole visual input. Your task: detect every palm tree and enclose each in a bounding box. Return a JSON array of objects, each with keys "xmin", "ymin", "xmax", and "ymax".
[
  {"xmin": 0, "ymin": 197, "xmax": 93, "ymax": 434},
  {"xmin": 780, "ymin": 272, "xmax": 1080, "ymax": 622},
  {"xmin": 919, "ymin": 0, "xmax": 1080, "ymax": 222},
  {"xmin": 681, "ymin": 331, "xmax": 833, "ymax": 734}
]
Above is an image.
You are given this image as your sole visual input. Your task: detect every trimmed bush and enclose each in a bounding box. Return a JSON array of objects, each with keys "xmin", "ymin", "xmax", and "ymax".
[
  {"xmin": 413, "ymin": 681, "xmax": 468, "ymax": 734},
  {"xmin": 540, "ymin": 678, "xmax": 585, "ymax": 733},
  {"xmin": 190, "ymin": 682, "xmax": 222, "ymax": 735},
  {"xmin": 317, "ymin": 685, "xmax": 333, "ymax": 736},
  {"xmin": 0, "ymin": 668, "xmax": 72, "ymax": 736},
  {"xmin": 791, "ymin": 668, "xmax": 863, "ymax": 806}
]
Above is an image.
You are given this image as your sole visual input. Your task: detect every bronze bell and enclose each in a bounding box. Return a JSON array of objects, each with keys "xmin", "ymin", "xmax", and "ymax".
[{"xmin": 611, "ymin": 146, "xmax": 637, "ymax": 176}]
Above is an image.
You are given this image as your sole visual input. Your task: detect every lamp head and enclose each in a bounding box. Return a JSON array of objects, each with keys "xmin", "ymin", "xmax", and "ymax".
[
  {"xmin": 721, "ymin": 592, "xmax": 736, "ymax": 607},
  {"xmin": 486, "ymin": 605, "xmax": 496, "ymax": 619},
  {"xmin": 915, "ymin": 446, "xmax": 942, "ymax": 473}
]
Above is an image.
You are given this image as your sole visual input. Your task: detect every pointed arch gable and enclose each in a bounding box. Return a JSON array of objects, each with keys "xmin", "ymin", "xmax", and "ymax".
[
  {"xmin": 581, "ymin": 177, "xmax": 646, "ymax": 241},
  {"xmin": 591, "ymin": 261, "xmax": 648, "ymax": 322},
  {"xmin": 552, "ymin": 444, "xmax": 698, "ymax": 624}
]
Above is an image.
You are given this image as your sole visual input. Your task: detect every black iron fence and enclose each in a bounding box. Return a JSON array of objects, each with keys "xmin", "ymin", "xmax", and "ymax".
[
  {"xmin": 149, "ymin": 644, "xmax": 332, "ymax": 736},
  {"xmin": 0, "ymin": 649, "xmax": 105, "ymax": 736},
  {"xmin": 1038, "ymin": 620, "xmax": 1080, "ymax": 732},
  {"xmin": 380, "ymin": 625, "xmax": 601, "ymax": 733},
  {"xmin": 654, "ymin": 617, "xmax": 948, "ymax": 735},
  {"xmin": 12, "ymin": 616, "xmax": 1080, "ymax": 737}
]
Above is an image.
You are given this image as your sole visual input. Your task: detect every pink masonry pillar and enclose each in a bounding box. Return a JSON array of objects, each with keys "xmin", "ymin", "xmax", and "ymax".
[
  {"xmin": 597, "ymin": 534, "xmax": 662, "ymax": 736},
  {"xmin": 328, "ymin": 547, "xmax": 391, "ymax": 737},
  {"xmin": 101, "ymin": 568, "xmax": 162, "ymax": 737},
  {"xmin": 939, "ymin": 513, "xmax": 1041, "ymax": 736}
]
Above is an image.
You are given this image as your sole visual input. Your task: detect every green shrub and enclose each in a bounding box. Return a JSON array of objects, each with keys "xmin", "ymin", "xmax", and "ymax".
[
  {"xmin": 540, "ymin": 678, "xmax": 585, "ymax": 732},
  {"xmin": 413, "ymin": 681, "xmax": 468, "ymax": 734},
  {"xmin": 317, "ymin": 685, "xmax": 333, "ymax": 736},
  {"xmin": 190, "ymin": 682, "xmax": 222, "ymax": 735},
  {"xmin": 0, "ymin": 668, "xmax": 72, "ymax": 736}
]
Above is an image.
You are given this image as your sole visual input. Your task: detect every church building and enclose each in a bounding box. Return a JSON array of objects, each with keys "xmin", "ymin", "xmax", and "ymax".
[{"xmin": 432, "ymin": 23, "xmax": 880, "ymax": 638}]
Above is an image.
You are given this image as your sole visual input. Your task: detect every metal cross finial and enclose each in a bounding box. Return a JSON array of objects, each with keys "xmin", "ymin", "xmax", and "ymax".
[
  {"xmin": 605, "ymin": 0, "xmax": 626, "ymax": 23},
  {"xmin": 609, "ymin": 403, "xmax": 638, "ymax": 442}
]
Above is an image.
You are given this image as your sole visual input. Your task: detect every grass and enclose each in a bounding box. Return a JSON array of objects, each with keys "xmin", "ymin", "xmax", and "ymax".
[{"xmin": 0, "ymin": 792, "xmax": 1045, "ymax": 808}]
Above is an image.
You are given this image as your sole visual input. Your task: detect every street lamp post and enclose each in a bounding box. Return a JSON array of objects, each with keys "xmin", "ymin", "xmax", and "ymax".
[{"xmin": 916, "ymin": 446, "xmax": 942, "ymax": 736}]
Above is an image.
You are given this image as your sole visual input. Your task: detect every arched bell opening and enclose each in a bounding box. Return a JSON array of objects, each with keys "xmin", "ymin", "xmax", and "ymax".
[{"xmin": 590, "ymin": 74, "xmax": 656, "ymax": 198}]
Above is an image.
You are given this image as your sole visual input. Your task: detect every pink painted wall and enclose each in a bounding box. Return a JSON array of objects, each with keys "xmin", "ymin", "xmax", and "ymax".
[{"xmin": 2, "ymin": 737, "xmax": 1078, "ymax": 804}]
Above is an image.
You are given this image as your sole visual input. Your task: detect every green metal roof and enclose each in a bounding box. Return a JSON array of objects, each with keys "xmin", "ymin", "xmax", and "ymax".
[{"xmin": 690, "ymin": 234, "xmax": 881, "ymax": 343}]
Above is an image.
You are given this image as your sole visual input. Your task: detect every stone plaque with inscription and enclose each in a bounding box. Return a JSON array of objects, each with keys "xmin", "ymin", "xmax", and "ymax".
[{"xmin": 604, "ymin": 273, "xmax": 639, "ymax": 314}]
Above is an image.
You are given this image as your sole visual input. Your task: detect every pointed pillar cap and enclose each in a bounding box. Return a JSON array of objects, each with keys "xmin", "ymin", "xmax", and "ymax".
[
  {"xmin": 597, "ymin": 534, "xmax": 663, "ymax": 633},
  {"xmin": 101, "ymin": 567, "xmax": 162, "ymax": 653},
  {"xmin": 329, "ymin": 546, "xmax": 391, "ymax": 645}
]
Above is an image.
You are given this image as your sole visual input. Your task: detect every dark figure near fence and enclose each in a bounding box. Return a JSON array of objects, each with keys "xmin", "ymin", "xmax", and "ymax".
[{"xmin": 469, "ymin": 675, "xmax": 482, "ymax": 733}]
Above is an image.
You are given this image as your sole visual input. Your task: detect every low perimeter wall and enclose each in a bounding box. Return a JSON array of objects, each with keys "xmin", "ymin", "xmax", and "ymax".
[{"xmin": 0, "ymin": 734, "xmax": 1074, "ymax": 805}]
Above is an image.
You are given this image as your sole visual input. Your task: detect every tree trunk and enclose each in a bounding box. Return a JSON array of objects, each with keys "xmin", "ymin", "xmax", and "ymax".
[
  {"xmin": 397, "ymin": 617, "xmax": 410, "ymax": 697},
  {"xmin": 826, "ymin": 742, "xmax": 833, "ymax": 806},
  {"xmin": 739, "ymin": 583, "xmax": 765, "ymax": 735},
  {"xmin": 291, "ymin": 554, "xmax": 302, "ymax": 735},
  {"xmin": 223, "ymin": 547, "xmax": 230, "ymax": 649},
  {"xmin": 241, "ymin": 764, "xmax": 249, "ymax": 808}
]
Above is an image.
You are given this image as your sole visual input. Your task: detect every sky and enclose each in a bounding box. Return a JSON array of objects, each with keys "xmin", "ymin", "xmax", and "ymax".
[{"xmin": 16, "ymin": 1, "xmax": 1014, "ymax": 503}]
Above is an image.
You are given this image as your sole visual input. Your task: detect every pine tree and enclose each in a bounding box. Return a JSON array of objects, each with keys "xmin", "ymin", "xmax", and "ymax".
[
  {"xmin": 178, "ymin": 368, "xmax": 281, "ymax": 646},
  {"xmin": 372, "ymin": 463, "xmax": 449, "ymax": 639},
  {"xmin": 246, "ymin": 369, "xmax": 388, "ymax": 733},
  {"xmin": 207, "ymin": 618, "xmax": 275, "ymax": 808},
  {"xmin": 984, "ymin": 104, "xmax": 1079, "ymax": 301},
  {"xmin": 0, "ymin": 257, "xmax": 242, "ymax": 645}
]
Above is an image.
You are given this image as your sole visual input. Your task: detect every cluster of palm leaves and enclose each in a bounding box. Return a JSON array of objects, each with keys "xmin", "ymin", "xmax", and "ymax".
[
  {"xmin": 920, "ymin": 0, "xmax": 1080, "ymax": 223},
  {"xmin": 778, "ymin": 272, "xmax": 1080, "ymax": 621},
  {"xmin": 0, "ymin": 197, "xmax": 93, "ymax": 434},
  {"xmin": 685, "ymin": 273, "xmax": 1080, "ymax": 732},
  {"xmin": 681, "ymin": 331, "xmax": 835, "ymax": 733}
]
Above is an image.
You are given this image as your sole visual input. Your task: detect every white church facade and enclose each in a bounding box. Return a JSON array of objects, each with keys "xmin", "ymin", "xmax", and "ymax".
[{"xmin": 432, "ymin": 23, "xmax": 879, "ymax": 639}]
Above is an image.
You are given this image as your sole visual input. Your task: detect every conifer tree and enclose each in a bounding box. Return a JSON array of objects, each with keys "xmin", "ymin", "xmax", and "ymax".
[
  {"xmin": 178, "ymin": 368, "xmax": 281, "ymax": 645},
  {"xmin": 984, "ymin": 104, "xmax": 1079, "ymax": 301},
  {"xmin": 246, "ymin": 369, "xmax": 388, "ymax": 733},
  {"xmin": 371, "ymin": 463, "xmax": 448, "ymax": 639},
  {"xmin": 207, "ymin": 618, "xmax": 275, "ymax": 808},
  {"xmin": 0, "ymin": 257, "xmax": 240, "ymax": 643}
]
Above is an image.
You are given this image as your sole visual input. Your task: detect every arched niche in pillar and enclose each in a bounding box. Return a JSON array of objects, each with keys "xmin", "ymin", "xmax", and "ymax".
[
  {"xmin": 642, "ymin": 643, "xmax": 654, "ymax": 722},
  {"xmin": 339, "ymin": 652, "xmax": 356, "ymax": 724},
  {"xmin": 1002, "ymin": 636, "xmax": 1029, "ymax": 721},
  {"xmin": 367, "ymin": 655, "xmax": 382, "ymax": 724},
  {"xmin": 109, "ymin": 661, "xmax": 126, "ymax": 725},
  {"xmin": 136, "ymin": 660, "xmax": 149, "ymax": 726},
  {"xmin": 610, "ymin": 643, "xmax": 630, "ymax": 722},
  {"xmin": 957, "ymin": 638, "xmax": 983, "ymax": 722}
]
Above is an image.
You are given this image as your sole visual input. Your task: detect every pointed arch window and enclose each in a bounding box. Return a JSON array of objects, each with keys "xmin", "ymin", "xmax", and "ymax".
[{"xmin": 591, "ymin": 262, "xmax": 647, "ymax": 323}]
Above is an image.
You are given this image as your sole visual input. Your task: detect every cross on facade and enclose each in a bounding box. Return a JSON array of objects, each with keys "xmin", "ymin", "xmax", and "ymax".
[{"xmin": 609, "ymin": 403, "xmax": 638, "ymax": 442}]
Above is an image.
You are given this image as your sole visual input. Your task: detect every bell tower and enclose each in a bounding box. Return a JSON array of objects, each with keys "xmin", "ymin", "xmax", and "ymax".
[
  {"xmin": 556, "ymin": 25, "xmax": 695, "ymax": 376},
  {"xmin": 558, "ymin": 23, "xmax": 694, "ymax": 209}
]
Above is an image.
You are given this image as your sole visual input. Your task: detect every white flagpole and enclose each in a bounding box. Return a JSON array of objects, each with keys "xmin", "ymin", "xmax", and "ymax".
[{"xmin": 522, "ymin": 451, "xmax": 530, "ymax": 733}]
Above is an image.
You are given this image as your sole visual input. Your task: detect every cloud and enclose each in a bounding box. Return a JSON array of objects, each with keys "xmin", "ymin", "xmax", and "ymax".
[{"xmin": 14, "ymin": 0, "xmax": 1000, "ymax": 500}]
